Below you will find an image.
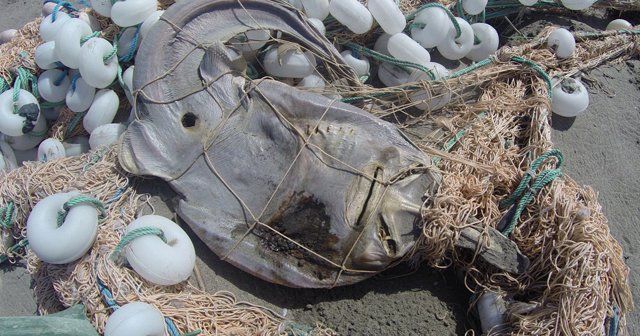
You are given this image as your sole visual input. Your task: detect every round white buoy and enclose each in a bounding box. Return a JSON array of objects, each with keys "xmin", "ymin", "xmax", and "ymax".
[
  {"xmin": 518, "ymin": 0, "xmax": 538, "ymax": 5},
  {"xmin": 408, "ymin": 63, "xmax": 451, "ymax": 111},
  {"xmin": 42, "ymin": 2, "xmax": 57, "ymax": 17},
  {"xmin": 308, "ymin": 18, "xmax": 326, "ymax": 36},
  {"xmin": 6, "ymin": 117, "xmax": 47, "ymax": 151},
  {"xmin": 436, "ymin": 17, "xmax": 475, "ymax": 60},
  {"xmin": 90, "ymin": 0, "xmax": 113, "ymax": 17},
  {"xmin": 606, "ymin": 19, "xmax": 632, "ymax": 31},
  {"xmin": 38, "ymin": 69, "xmax": 71, "ymax": 103},
  {"xmin": 388, "ymin": 32, "xmax": 431, "ymax": 66},
  {"xmin": 340, "ymin": 50, "xmax": 370, "ymax": 77},
  {"xmin": 104, "ymin": 302, "xmax": 165, "ymax": 336},
  {"xmin": 54, "ymin": 18, "xmax": 92, "ymax": 69},
  {"xmin": 466, "ymin": 23, "xmax": 499, "ymax": 62},
  {"xmin": 84, "ymin": 89, "xmax": 120, "ymax": 133},
  {"xmin": 560, "ymin": 0, "xmax": 596, "ymax": 10},
  {"xmin": 63, "ymin": 136, "xmax": 90, "ymax": 157},
  {"xmin": 462, "ymin": 0, "xmax": 488, "ymax": 15},
  {"xmin": 111, "ymin": 0, "xmax": 157, "ymax": 27},
  {"xmin": 297, "ymin": 73, "xmax": 326, "ymax": 88},
  {"xmin": 373, "ymin": 33, "xmax": 393, "ymax": 56},
  {"xmin": 229, "ymin": 30, "xmax": 271, "ymax": 54},
  {"xmin": 77, "ymin": 11, "xmax": 102, "ymax": 31},
  {"xmin": 263, "ymin": 47, "xmax": 317, "ymax": 78},
  {"xmin": 300, "ymin": 0, "xmax": 330, "ymax": 20},
  {"xmin": 329, "ymin": 0, "xmax": 373, "ymax": 35},
  {"xmin": 89, "ymin": 123, "xmax": 126, "ymax": 149},
  {"xmin": 410, "ymin": 7, "xmax": 453, "ymax": 49},
  {"xmin": 0, "ymin": 29, "xmax": 17, "ymax": 45},
  {"xmin": 368, "ymin": 0, "xmax": 406, "ymax": 35},
  {"xmin": 123, "ymin": 215, "xmax": 196, "ymax": 285},
  {"xmin": 37, "ymin": 138, "xmax": 66, "ymax": 162},
  {"xmin": 26, "ymin": 192, "xmax": 100, "ymax": 264},
  {"xmin": 0, "ymin": 89, "xmax": 40, "ymax": 137},
  {"xmin": 40, "ymin": 11, "xmax": 71, "ymax": 41},
  {"xmin": 35, "ymin": 41, "xmax": 60, "ymax": 70},
  {"xmin": 66, "ymin": 77, "xmax": 96, "ymax": 113},
  {"xmin": 547, "ymin": 28, "xmax": 575, "ymax": 59},
  {"xmin": 551, "ymin": 77, "xmax": 589, "ymax": 117},
  {"xmin": 139, "ymin": 10, "xmax": 164, "ymax": 40},
  {"xmin": 79, "ymin": 37, "xmax": 119, "ymax": 89},
  {"xmin": 377, "ymin": 62, "xmax": 411, "ymax": 87}
]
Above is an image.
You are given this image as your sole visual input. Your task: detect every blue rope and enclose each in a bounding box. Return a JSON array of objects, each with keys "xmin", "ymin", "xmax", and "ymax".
[
  {"xmin": 608, "ymin": 304, "xmax": 618, "ymax": 336},
  {"xmin": 118, "ymin": 27, "xmax": 140, "ymax": 63},
  {"xmin": 70, "ymin": 72, "xmax": 81, "ymax": 91},
  {"xmin": 53, "ymin": 69, "xmax": 67, "ymax": 86}
]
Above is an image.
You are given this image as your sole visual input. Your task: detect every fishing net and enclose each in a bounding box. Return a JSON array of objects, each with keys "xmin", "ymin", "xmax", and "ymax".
[{"xmin": 0, "ymin": 0, "xmax": 637, "ymax": 335}]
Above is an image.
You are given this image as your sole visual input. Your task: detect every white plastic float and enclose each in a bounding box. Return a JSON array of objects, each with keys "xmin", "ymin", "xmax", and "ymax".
[
  {"xmin": 40, "ymin": 11, "xmax": 72, "ymax": 41},
  {"xmin": 0, "ymin": 89, "xmax": 40, "ymax": 137},
  {"xmin": 66, "ymin": 77, "xmax": 96, "ymax": 113},
  {"xmin": 89, "ymin": 123, "xmax": 126, "ymax": 150},
  {"xmin": 35, "ymin": 41, "xmax": 60, "ymax": 70},
  {"xmin": 300, "ymin": 0, "xmax": 330, "ymax": 20},
  {"xmin": 388, "ymin": 33, "xmax": 431, "ymax": 66},
  {"xmin": 329, "ymin": 0, "xmax": 373, "ymax": 35},
  {"xmin": 79, "ymin": 37, "xmax": 119, "ymax": 89},
  {"xmin": 547, "ymin": 28, "xmax": 575, "ymax": 59},
  {"xmin": 139, "ymin": 10, "xmax": 164, "ymax": 40},
  {"xmin": 340, "ymin": 50, "xmax": 370, "ymax": 77},
  {"xmin": 54, "ymin": 18, "xmax": 92, "ymax": 69},
  {"xmin": 378, "ymin": 63, "xmax": 411, "ymax": 87},
  {"xmin": 111, "ymin": 0, "xmax": 157, "ymax": 27},
  {"xmin": 560, "ymin": 0, "xmax": 597, "ymax": 10},
  {"xmin": 123, "ymin": 215, "xmax": 196, "ymax": 285},
  {"xmin": 308, "ymin": 18, "xmax": 326, "ymax": 36},
  {"xmin": 297, "ymin": 73, "xmax": 326, "ymax": 88},
  {"xmin": 84, "ymin": 89, "xmax": 120, "ymax": 133},
  {"xmin": 104, "ymin": 302, "xmax": 165, "ymax": 336},
  {"xmin": 551, "ymin": 77, "xmax": 589, "ymax": 117},
  {"xmin": 26, "ymin": 192, "xmax": 100, "ymax": 264},
  {"xmin": 0, "ymin": 141, "xmax": 18, "ymax": 172},
  {"xmin": 518, "ymin": 0, "xmax": 538, "ymax": 5},
  {"xmin": 37, "ymin": 138, "xmax": 66, "ymax": 162},
  {"xmin": 466, "ymin": 23, "xmax": 499, "ymax": 62},
  {"xmin": 38, "ymin": 69, "xmax": 71, "ymax": 103},
  {"xmin": 462, "ymin": 0, "xmax": 488, "ymax": 15},
  {"xmin": 42, "ymin": 2, "xmax": 57, "ymax": 17},
  {"xmin": 373, "ymin": 33, "xmax": 392, "ymax": 55},
  {"xmin": 90, "ymin": 0, "xmax": 113, "ymax": 17},
  {"xmin": 6, "ymin": 117, "xmax": 47, "ymax": 151},
  {"xmin": 263, "ymin": 47, "xmax": 317, "ymax": 78},
  {"xmin": 408, "ymin": 62, "xmax": 451, "ymax": 110},
  {"xmin": 0, "ymin": 29, "xmax": 17, "ymax": 45},
  {"xmin": 606, "ymin": 19, "xmax": 632, "ymax": 31},
  {"xmin": 410, "ymin": 7, "xmax": 453, "ymax": 49},
  {"xmin": 77, "ymin": 11, "xmax": 102, "ymax": 31},
  {"xmin": 368, "ymin": 0, "xmax": 406, "ymax": 35},
  {"xmin": 63, "ymin": 136, "xmax": 90, "ymax": 157},
  {"xmin": 437, "ymin": 17, "xmax": 475, "ymax": 60},
  {"xmin": 229, "ymin": 30, "xmax": 271, "ymax": 54}
]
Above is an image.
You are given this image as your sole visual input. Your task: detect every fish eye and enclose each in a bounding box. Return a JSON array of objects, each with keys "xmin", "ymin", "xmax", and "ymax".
[{"xmin": 181, "ymin": 112, "xmax": 198, "ymax": 128}]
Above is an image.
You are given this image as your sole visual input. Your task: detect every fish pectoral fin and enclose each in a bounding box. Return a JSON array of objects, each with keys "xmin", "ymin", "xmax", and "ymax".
[{"xmin": 199, "ymin": 41, "xmax": 246, "ymax": 83}]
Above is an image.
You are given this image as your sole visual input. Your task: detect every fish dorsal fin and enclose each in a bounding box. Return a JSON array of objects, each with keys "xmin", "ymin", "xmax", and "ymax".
[{"xmin": 199, "ymin": 41, "xmax": 247, "ymax": 110}]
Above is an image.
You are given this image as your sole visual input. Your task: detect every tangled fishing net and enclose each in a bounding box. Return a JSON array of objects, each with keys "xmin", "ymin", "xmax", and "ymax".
[{"xmin": 0, "ymin": 0, "xmax": 636, "ymax": 335}]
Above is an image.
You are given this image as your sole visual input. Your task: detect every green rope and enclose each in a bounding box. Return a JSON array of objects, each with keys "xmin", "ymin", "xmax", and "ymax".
[
  {"xmin": 0, "ymin": 202, "xmax": 17, "ymax": 229},
  {"xmin": 103, "ymin": 44, "xmax": 118, "ymax": 63},
  {"xmin": 406, "ymin": 3, "xmax": 461, "ymax": 39},
  {"xmin": 0, "ymin": 77, "xmax": 9, "ymax": 93},
  {"xmin": 342, "ymin": 41, "xmax": 436, "ymax": 80},
  {"xmin": 510, "ymin": 56, "xmax": 553, "ymax": 98},
  {"xmin": 432, "ymin": 112, "xmax": 487, "ymax": 165},
  {"xmin": 500, "ymin": 149, "xmax": 563, "ymax": 236},
  {"xmin": 80, "ymin": 31, "xmax": 100, "ymax": 44},
  {"xmin": 110, "ymin": 226, "xmax": 167, "ymax": 261},
  {"xmin": 56, "ymin": 195, "xmax": 107, "ymax": 227},
  {"xmin": 0, "ymin": 238, "xmax": 28, "ymax": 264}
]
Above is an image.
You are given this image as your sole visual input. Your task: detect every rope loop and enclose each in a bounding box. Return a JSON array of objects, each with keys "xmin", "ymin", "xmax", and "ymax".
[
  {"xmin": 56, "ymin": 195, "xmax": 107, "ymax": 227},
  {"xmin": 341, "ymin": 41, "xmax": 436, "ymax": 80},
  {"xmin": 80, "ymin": 31, "xmax": 101, "ymax": 45},
  {"xmin": 103, "ymin": 44, "xmax": 118, "ymax": 63},
  {"xmin": 110, "ymin": 226, "xmax": 167, "ymax": 261},
  {"xmin": 0, "ymin": 77, "xmax": 9, "ymax": 94}
]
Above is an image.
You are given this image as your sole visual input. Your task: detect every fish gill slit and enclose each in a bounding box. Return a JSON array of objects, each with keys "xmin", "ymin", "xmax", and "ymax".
[{"xmin": 355, "ymin": 167, "xmax": 382, "ymax": 228}]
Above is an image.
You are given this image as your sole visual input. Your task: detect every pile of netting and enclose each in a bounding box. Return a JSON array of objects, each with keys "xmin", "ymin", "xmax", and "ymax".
[{"xmin": 0, "ymin": 0, "xmax": 637, "ymax": 335}]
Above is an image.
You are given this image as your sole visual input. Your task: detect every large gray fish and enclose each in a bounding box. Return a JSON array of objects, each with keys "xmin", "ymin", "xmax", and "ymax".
[{"xmin": 118, "ymin": 0, "xmax": 441, "ymax": 288}]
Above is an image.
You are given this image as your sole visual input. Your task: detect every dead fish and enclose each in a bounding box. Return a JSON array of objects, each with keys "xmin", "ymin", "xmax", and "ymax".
[{"xmin": 119, "ymin": 0, "xmax": 440, "ymax": 288}]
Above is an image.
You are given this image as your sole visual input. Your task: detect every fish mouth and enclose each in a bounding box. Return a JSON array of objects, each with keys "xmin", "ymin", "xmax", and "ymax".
[{"xmin": 118, "ymin": 129, "xmax": 142, "ymax": 175}]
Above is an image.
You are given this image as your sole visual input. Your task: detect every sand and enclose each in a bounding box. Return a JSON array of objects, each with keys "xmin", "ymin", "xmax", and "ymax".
[{"xmin": 0, "ymin": 3, "xmax": 637, "ymax": 335}]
